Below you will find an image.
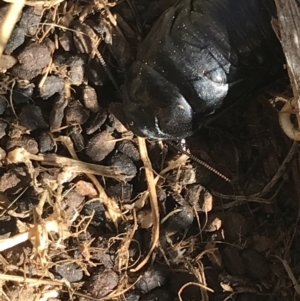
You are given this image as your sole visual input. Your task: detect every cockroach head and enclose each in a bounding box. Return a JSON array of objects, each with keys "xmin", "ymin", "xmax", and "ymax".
[{"xmin": 123, "ymin": 61, "xmax": 194, "ymax": 140}]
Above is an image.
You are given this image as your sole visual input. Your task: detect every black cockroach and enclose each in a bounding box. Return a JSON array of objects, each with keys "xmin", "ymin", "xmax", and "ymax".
[{"xmin": 122, "ymin": 0, "xmax": 285, "ymax": 140}]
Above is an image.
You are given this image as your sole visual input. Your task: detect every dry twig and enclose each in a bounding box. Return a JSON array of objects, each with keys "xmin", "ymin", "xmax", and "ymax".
[
  {"xmin": 130, "ymin": 137, "xmax": 160, "ymax": 272},
  {"xmin": 275, "ymin": 0, "xmax": 300, "ymax": 140},
  {"xmin": 6, "ymin": 147, "xmax": 129, "ymax": 182}
]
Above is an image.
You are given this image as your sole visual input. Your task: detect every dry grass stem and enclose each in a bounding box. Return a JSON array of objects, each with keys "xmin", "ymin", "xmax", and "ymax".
[
  {"xmin": 0, "ymin": 218, "xmax": 69, "ymax": 253},
  {"xmin": 276, "ymin": 256, "xmax": 300, "ymax": 295},
  {"xmin": 130, "ymin": 137, "xmax": 160, "ymax": 272},
  {"xmin": 0, "ymin": 273, "xmax": 64, "ymax": 286},
  {"xmin": 57, "ymin": 136, "xmax": 122, "ymax": 223},
  {"xmin": 178, "ymin": 282, "xmax": 213, "ymax": 301},
  {"xmin": 6, "ymin": 147, "xmax": 129, "ymax": 181},
  {"xmin": 3, "ymin": 0, "xmax": 63, "ymax": 7}
]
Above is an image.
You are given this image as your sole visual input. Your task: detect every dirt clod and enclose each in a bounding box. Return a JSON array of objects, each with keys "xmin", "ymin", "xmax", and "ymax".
[
  {"xmin": 75, "ymin": 180, "xmax": 98, "ymax": 198},
  {"xmin": 82, "ymin": 85, "xmax": 100, "ymax": 113},
  {"xmin": 40, "ymin": 75, "xmax": 65, "ymax": 99},
  {"xmin": 49, "ymin": 93, "xmax": 68, "ymax": 130},
  {"xmin": 65, "ymin": 100, "xmax": 90, "ymax": 125},
  {"xmin": 85, "ymin": 109, "xmax": 108, "ymax": 135},
  {"xmin": 136, "ymin": 264, "xmax": 169, "ymax": 293},
  {"xmin": 38, "ymin": 132, "xmax": 55, "ymax": 153},
  {"xmin": 109, "ymin": 153, "xmax": 137, "ymax": 180},
  {"xmin": 0, "ymin": 165, "xmax": 30, "ymax": 193},
  {"xmin": 7, "ymin": 135, "xmax": 39, "ymax": 154},
  {"xmin": 5, "ymin": 27, "xmax": 25, "ymax": 54},
  {"xmin": 117, "ymin": 140, "xmax": 140, "ymax": 161},
  {"xmin": 11, "ymin": 39, "xmax": 54, "ymax": 80},
  {"xmin": 82, "ymin": 200, "xmax": 106, "ymax": 228},
  {"xmin": 54, "ymin": 262, "xmax": 83, "ymax": 283},
  {"xmin": 19, "ymin": 104, "xmax": 48, "ymax": 130},
  {"xmin": 86, "ymin": 130, "xmax": 116, "ymax": 162},
  {"xmin": 241, "ymin": 249, "xmax": 270, "ymax": 280},
  {"xmin": 87, "ymin": 268, "xmax": 119, "ymax": 298},
  {"xmin": 222, "ymin": 245, "xmax": 246, "ymax": 276},
  {"xmin": 0, "ymin": 95, "xmax": 7, "ymax": 114}
]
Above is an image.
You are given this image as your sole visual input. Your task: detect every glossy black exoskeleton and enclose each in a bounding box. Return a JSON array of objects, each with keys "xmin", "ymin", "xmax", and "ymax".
[{"xmin": 122, "ymin": 0, "xmax": 285, "ymax": 140}]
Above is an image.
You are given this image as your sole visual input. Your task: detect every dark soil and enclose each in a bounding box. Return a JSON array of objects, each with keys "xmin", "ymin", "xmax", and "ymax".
[{"xmin": 0, "ymin": 1, "xmax": 299, "ymax": 301}]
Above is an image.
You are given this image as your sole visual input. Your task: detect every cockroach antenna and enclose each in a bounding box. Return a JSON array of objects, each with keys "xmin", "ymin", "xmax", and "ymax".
[
  {"xmin": 125, "ymin": 0, "xmax": 142, "ymax": 40},
  {"xmin": 166, "ymin": 140, "xmax": 231, "ymax": 183},
  {"xmin": 95, "ymin": 50, "xmax": 121, "ymax": 94}
]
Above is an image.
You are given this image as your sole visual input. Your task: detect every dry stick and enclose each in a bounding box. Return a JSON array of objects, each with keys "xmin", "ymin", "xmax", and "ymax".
[
  {"xmin": 7, "ymin": 147, "xmax": 129, "ymax": 181},
  {"xmin": 251, "ymin": 140, "xmax": 297, "ymax": 197},
  {"xmin": 0, "ymin": 0, "xmax": 25, "ymax": 56},
  {"xmin": 57, "ymin": 136, "xmax": 122, "ymax": 223},
  {"xmin": 3, "ymin": 0, "xmax": 63, "ymax": 6},
  {"xmin": 274, "ymin": 0, "xmax": 300, "ymax": 140},
  {"xmin": 275, "ymin": 256, "xmax": 300, "ymax": 295},
  {"xmin": 0, "ymin": 219, "xmax": 60, "ymax": 252},
  {"xmin": 130, "ymin": 137, "xmax": 160, "ymax": 272},
  {"xmin": 178, "ymin": 282, "xmax": 213, "ymax": 301},
  {"xmin": 131, "ymin": 154, "xmax": 189, "ymax": 210},
  {"xmin": 0, "ymin": 273, "xmax": 65, "ymax": 286},
  {"xmin": 211, "ymin": 140, "xmax": 297, "ymax": 204},
  {"xmin": 7, "ymin": 144, "xmax": 123, "ymax": 222}
]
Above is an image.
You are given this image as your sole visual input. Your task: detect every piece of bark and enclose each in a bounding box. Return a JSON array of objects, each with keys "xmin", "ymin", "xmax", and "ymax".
[{"xmin": 275, "ymin": 0, "xmax": 300, "ymax": 132}]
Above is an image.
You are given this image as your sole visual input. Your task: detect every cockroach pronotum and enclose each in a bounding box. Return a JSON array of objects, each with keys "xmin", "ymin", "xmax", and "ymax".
[{"xmin": 123, "ymin": 0, "xmax": 285, "ymax": 140}]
